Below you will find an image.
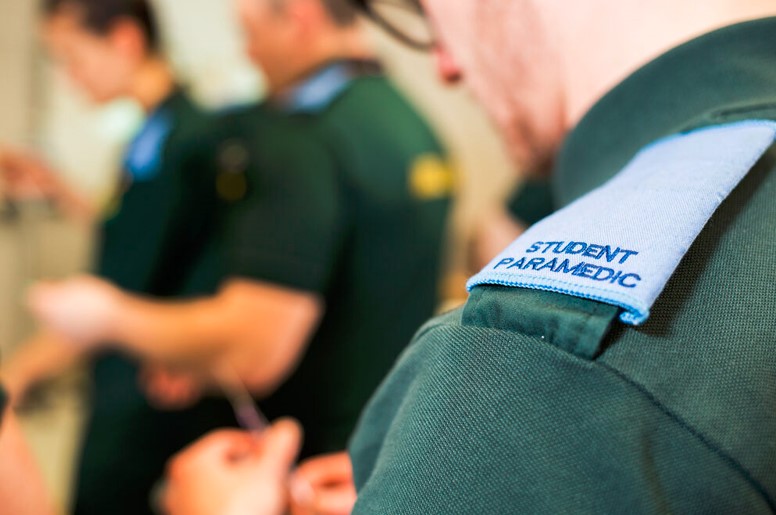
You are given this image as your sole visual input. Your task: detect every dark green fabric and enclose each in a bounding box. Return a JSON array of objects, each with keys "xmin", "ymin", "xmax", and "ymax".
[
  {"xmin": 221, "ymin": 76, "xmax": 452, "ymax": 458},
  {"xmin": 74, "ymin": 91, "xmax": 238, "ymax": 515},
  {"xmin": 350, "ymin": 18, "xmax": 776, "ymax": 513},
  {"xmin": 507, "ymin": 179, "xmax": 555, "ymax": 227},
  {"xmin": 220, "ymin": 107, "xmax": 347, "ymax": 294}
]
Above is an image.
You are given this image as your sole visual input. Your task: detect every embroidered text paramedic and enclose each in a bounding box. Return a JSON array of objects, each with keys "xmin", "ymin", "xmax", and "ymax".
[{"xmin": 492, "ymin": 241, "xmax": 642, "ymax": 289}]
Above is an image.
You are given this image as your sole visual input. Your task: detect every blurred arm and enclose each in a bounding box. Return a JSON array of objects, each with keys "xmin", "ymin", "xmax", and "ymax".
[
  {"xmin": 0, "ymin": 147, "xmax": 96, "ymax": 223},
  {"xmin": 30, "ymin": 277, "xmax": 324, "ymax": 396},
  {"xmin": 115, "ymin": 279, "xmax": 323, "ymax": 395},
  {"xmin": 0, "ymin": 407, "xmax": 55, "ymax": 515},
  {"xmin": 0, "ymin": 330, "xmax": 86, "ymax": 406}
]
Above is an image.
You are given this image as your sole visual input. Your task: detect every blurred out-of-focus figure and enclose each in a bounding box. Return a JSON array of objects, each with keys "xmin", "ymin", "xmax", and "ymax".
[
  {"xmin": 0, "ymin": 1, "xmax": 246, "ymax": 513},
  {"xmin": 25, "ymin": 0, "xmax": 453, "ymax": 513}
]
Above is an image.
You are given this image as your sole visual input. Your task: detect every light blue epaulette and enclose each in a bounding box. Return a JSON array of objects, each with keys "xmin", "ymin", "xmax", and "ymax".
[{"xmin": 468, "ymin": 120, "xmax": 776, "ymax": 325}]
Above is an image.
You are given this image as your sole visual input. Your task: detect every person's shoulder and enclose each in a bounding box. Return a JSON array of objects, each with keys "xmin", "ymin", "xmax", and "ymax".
[
  {"xmin": 417, "ymin": 307, "xmax": 465, "ymax": 336},
  {"xmin": 163, "ymin": 92, "xmax": 225, "ymax": 156},
  {"xmin": 326, "ymin": 75, "xmax": 429, "ymax": 128},
  {"xmin": 313, "ymin": 76, "xmax": 448, "ymax": 177},
  {"xmin": 168, "ymin": 91, "xmax": 211, "ymax": 129},
  {"xmin": 226, "ymin": 105, "xmax": 338, "ymax": 186}
]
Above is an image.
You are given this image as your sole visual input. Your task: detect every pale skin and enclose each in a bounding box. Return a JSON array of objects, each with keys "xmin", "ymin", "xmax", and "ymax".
[
  {"xmin": 28, "ymin": 276, "xmax": 324, "ymax": 396},
  {"xmin": 424, "ymin": 0, "xmax": 776, "ymax": 173},
  {"xmin": 0, "ymin": 408, "xmax": 55, "ymax": 515},
  {"xmin": 162, "ymin": 419, "xmax": 303, "ymax": 515},
  {"xmin": 289, "ymin": 452, "xmax": 357, "ymax": 515},
  {"xmin": 456, "ymin": 0, "xmax": 776, "ymax": 271}
]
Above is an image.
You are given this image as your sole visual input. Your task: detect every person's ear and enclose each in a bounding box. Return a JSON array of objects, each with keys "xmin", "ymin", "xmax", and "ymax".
[
  {"xmin": 434, "ymin": 43, "xmax": 463, "ymax": 84},
  {"xmin": 108, "ymin": 18, "xmax": 150, "ymax": 61}
]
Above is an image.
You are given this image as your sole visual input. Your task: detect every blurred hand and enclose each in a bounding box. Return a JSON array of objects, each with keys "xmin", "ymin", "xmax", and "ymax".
[
  {"xmin": 140, "ymin": 365, "xmax": 204, "ymax": 410},
  {"xmin": 163, "ymin": 420, "xmax": 303, "ymax": 515},
  {"xmin": 290, "ymin": 452, "xmax": 357, "ymax": 515},
  {"xmin": 0, "ymin": 146, "xmax": 62, "ymax": 201},
  {"xmin": 27, "ymin": 276, "xmax": 123, "ymax": 347}
]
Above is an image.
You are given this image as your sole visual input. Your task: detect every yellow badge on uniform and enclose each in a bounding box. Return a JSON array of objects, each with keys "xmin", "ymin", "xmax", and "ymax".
[
  {"xmin": 217, "ymin": 141, "xmax": 250, "ymax": 202},
  {"xmin": 408, "ymin": 154, "xmax": 456, "ymax": 200},
  {"xmin": 101, "ymin": 174, "xmax": 133, "ymax": 222}
]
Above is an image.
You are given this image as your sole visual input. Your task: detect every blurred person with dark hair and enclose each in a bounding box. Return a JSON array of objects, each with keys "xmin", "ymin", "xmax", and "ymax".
[
  {"xmin": 0, "ymin": 0, "xmax": 245, "ymax": 513},
  {"xmin": 27, "ymin": 0, "xmax": 452, "ymax": 512}
]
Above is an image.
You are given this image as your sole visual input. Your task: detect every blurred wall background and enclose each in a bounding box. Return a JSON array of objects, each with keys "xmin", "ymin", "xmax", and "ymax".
[{"xmin": 0, "ymin": 0, "xmax": 517, "ymax": 512}]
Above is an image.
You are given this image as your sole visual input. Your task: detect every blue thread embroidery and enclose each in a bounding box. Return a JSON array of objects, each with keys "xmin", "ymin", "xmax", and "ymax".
[
  {"xmin": 495, "ymin": 241, "xmax": 642, "ymax": 288},
  {"xmin": 467, "ymin": 119, "xmax": 776, "ymax": 325}
]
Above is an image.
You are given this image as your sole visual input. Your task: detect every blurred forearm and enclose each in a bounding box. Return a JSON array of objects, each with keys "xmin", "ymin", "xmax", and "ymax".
[
  {"xmin": 108, "ymin": 280, "xmax": 323, "ymax": 395},
  {"xmin": 0, "ymin": 409, "xmax": 55, "ymax": 515},
  {"xmin": 0, "ymin": 330, "xmax": 86, "ymax": 405},
  {"xmin": 0, "ymin": 147, "xmax": 96, "ymax": 224}
]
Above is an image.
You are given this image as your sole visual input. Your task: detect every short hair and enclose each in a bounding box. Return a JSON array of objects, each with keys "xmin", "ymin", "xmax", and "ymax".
[
  {"xmin": 320, "ymin": 0, "xmax": 358, "ymax": 26},
  {"xmin": 41, "ymin": 0, "xmax": 160, "ymax": 51}
]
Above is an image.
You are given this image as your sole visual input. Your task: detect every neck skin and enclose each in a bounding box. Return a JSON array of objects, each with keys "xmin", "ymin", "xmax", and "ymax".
[
  {"xmin": 268, "ymin": 23, "xmax": 373, "ymax": 98},
  {"xmin": 549, "ymin": 0, "xmax": 776, "ymax": 130},
  {"xmin": 127, "ymin": 56, "xmax": 177, "ymax": 113}
]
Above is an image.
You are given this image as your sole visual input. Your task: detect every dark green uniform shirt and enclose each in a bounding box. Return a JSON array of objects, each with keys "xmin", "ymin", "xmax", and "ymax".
[
  {"xmin": 350, "ymin": 19, "xmax": 776, "ymax": 513},
  {"xmin": 220, "ymin": 64, "xmax": 452, "ymax": 457},
  {"xmin": 75, "ymin": 91, "xmax": 238, "ymax": 515},
  {"xmin": 507, "ymin": 179, "xmax": 555, "ymax": 228}
]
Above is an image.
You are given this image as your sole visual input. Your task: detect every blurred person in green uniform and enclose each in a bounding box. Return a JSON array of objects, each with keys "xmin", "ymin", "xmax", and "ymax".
[
  {"xmin": 28, "ymin": 0, "xmax": 453, "ymax": 510},
  {"xmin": 0, "ymin": 0, "xmax": 242, "ymax": 513},
  {"xmin": 161, "ymin": 0, "xmax": 776, "ymax": 513}
]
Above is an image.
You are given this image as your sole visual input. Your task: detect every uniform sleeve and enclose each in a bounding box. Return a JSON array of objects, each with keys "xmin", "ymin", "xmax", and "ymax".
[
  {"xmin": 222, "ymin": 126, "xmax": 347, "ymax": 293},
  {"xmin": 350, "ymin": 288, "xmax": 769, "ymax": 514}
]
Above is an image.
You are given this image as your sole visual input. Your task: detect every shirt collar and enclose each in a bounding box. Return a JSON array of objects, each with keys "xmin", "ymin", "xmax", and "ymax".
[
  {"xmin": 123, "ymin": 88, "xmax": 185, "ymax": 181},
  {"xmin": 554, "ymin": 17, "xmax": 776, "ymax": 206},
  {"xmin": 276, "ymin": 59, "xmax": 383, "ymax": 114}
]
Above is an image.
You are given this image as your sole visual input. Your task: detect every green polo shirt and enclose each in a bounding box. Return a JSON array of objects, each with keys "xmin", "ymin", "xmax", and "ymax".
[
  {"xmin": 350, "ymin": 18, "xmax": 776, "ymax": 513},
  {"xmin": 75, "ymin": 91, "xmax": 238, "ymax": 515},
  {"xmin": 507, "ymin": 178, "xmax": 555, "ymax": 227},
  {"xmin": 219, "ymin": 70, "xmax": 452, "ymax": 458}
]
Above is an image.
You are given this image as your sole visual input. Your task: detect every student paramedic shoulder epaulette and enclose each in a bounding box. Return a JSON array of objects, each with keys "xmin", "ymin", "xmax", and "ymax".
[{"xmin": 468, "ymin": 120, "xmax": 776, "ymax": 325}]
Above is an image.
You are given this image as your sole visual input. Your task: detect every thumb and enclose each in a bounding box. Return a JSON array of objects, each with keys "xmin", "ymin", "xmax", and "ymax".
[{"xmin": 258, "ymin": 418, "xmax": 304, "ymax": 477}]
